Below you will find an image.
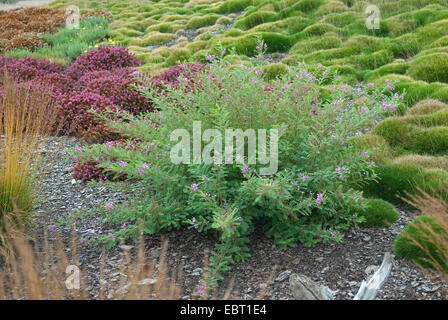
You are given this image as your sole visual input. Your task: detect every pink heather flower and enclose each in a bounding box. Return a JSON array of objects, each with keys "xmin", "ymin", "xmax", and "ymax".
[
  {"xmin": 197, "ymin": 282, "xmax": 206, "ymax": 296},
  {"xmin": 361, "ymin": 107, "xmax": 367, "ymax": 115},
  {"xmin": 48, "ymin": 225, "xmax": 58, "ymax": 231},
  {"xmin": 224, "ymin": 201, "xmax": 228, "ymax": 206},
  {"xmin": 242, "ymin": 165, "xmax": 250, "ymax": 173},
  {"xmin": 191, "ymin": 183, "xmax": 199, "ymax": 192},
  {"xmin": 121, "ymin": 222, "xmax": 127, "ymax": 230},
  {"xmin": 119, "ymin": 160, "xmax": 127, "ymax": 167},
  {"xmin": 300, "ymin": 173, "xmax": 309, "ymax": 181},
  {"xmin": 369, "ymin": 161, "xmax": 375, "ymax": 166},
  {"xmin": 255, "ymin": 69, "xmax": 263, "ymax": 75},
  {"xmin": 106, "ymin": 202, "xmax": 115, "ymax": 211},
  {"xmin": 316, "ymin": 193, "xmax": 323, "ymax": 205},
  {"xmin": 108, "ymin": 232, "xmax": 116, "ymax": 239},
  {"xmin": 136, "ymin": 168, "xmax": 145, "ymax": 175},
  {"xmin": 141, "ymin": 163, "xmax": 149, "ymax": 169},
  {"xmin": 340, "ymin": 138, "xmax": 345, "ymax": 144},
  {"xmin": 368, "ymin": 83, "xmax": 374, "ymax": 89}
]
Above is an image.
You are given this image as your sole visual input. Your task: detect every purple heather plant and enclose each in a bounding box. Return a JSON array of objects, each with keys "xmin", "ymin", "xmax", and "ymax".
[{"xmin": 64, "ymin": 45, "xmax": 142, "ymax": 81}]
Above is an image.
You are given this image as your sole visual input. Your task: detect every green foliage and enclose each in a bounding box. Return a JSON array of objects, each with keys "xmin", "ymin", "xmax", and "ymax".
[
  {"xmin": 73, "ymin": 54, "xmax": 404, "ymax": 290},
  {"xmin": 350, "ymin": 134, "xmax": 394, "ymax": 164},
  {"xmin": 407, "ymin": 99, "xmax": 448, "ymax": 116},
  {"xmin": 5, "ymin": 16, "xmax": 111, "ymax": 62},
  {"xmin": 165, "ymin": 48, "xmax": 191, "ymax": 66},
  {"xmin": 187, "ymin": 15, "xmax": 220, "ymax": 29},
  {"xmin": 407, "ymin": 53, "xmax": 448, "ymax": 83},
  {"xmin": 234, "ymin": 11, "xmax": 277, "ymax": 30},
  {"xmin": 262, "ymin": 63, "xmax": 289, "ymax": 80},
  {"xmin": 365, "ymin": 163, "xmax": 448, "ymax": 203},
  {"xmin": 360, "ymin": 198, "xmax": 398, "ymax": 227},
  {"xmin": 373, "ymin": 117, "xmax": 448, "ymax": 155},
  {"xmin": 394, "ymin": 216, "xmax": 447, "ymax": 272}
]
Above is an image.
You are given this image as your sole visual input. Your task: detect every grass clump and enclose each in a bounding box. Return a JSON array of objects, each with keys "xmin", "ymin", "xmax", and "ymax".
[
  {"xmin": 373, "ymin": 118, "xmax": 448, "ymax": 155},
  {"xmin": 365, "ymin": 163, "xmax": 448, "ymax": 204},
  {"xmin": 407, "ymin": 53, "xmax": 448, "ymax": 83},
  {"xmin": 360, "ymin": 198, "xmax": 399, "ymax": 227},
  {"xmin": 262, "ymin": 62, "xmax": 289, "ymax": 80},
  {"xmin": 407, "ymin": 99, "xmax": 448, "ymax": 116},
  {"xmin": 394, "ymin": 191, "xmax": 448, "ymax": 278},
  {"xmin": 187, "ymin": 15, "xmax": 220, "ymax": 29},
  {"xmin": 0, "ymin": 73, "xmax": 60, "ymax": 247}
]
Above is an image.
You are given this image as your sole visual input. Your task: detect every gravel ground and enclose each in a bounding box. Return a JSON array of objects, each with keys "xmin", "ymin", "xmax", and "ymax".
[{"xmin": 25, "ymin": 136, "xmax": 448, "ymax": 300}]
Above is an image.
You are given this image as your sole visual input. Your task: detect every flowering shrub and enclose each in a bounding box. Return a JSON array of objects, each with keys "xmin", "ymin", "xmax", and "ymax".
[
  {"xmin": 56, "ymin": 89, "xmax": 120, "ymax": 140},
  {"xmin": 149, "ymin": 62, "xmax": 206, "ymax": 91},
  {"xmin": 70, "ymin": 140, "xmax": 141, "ymax": 181},
  {"xmin": 72, "ymin": 49, "xmax": 405, "ymax": 292},
  {"xmin": 80, "ymin": 69, "xmax": 152, "ymax": 115},
  {"xmin": 0, "ymin": 56, "xmax": 64, "ymax": 82},
  {"xmin": 65, "ymin": 45, "xmax": 142, "ymax": 80},
  {"xmin": 0, "ymin": 8, "xmax": 67, "ymax": 54}
]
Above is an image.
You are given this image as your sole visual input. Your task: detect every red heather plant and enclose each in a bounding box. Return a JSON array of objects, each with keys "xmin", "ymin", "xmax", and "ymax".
[
  {"xmin": 149, "ymin": 62, "xmax": 206, "ymax": 92},
  {"xmin": 56, "ymin": 89, "xmax": 120, "ymax": 141},
  {"xmin": 0, "ymin": 56, "xmax": 64, "ymax": 82},
  {"xmin": 71, "ymin": 140, "xmax": 141, "ymax": 182},
  {"xmin": 80, "ymin": 69, "xmax": 153, "ymax": 115},
  {"xmin": 64, "ymin": 46, "xmax": 142, "ymax": 81}
]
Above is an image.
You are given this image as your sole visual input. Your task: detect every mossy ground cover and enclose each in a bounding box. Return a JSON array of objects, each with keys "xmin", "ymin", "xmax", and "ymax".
[{"xmin": 47, "ymin": 0, "xmax": 448, "ymax": 83}]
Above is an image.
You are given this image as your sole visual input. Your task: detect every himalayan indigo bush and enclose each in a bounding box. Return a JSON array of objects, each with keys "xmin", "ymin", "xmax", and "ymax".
[{"xmin": 72, "ymin": 54, "xmax": 405, "ymax": 290}]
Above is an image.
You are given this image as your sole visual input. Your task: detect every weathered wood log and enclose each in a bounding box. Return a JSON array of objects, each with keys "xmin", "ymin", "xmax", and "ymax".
[
  {"xmin": 289, "ymin": 273, "xmax": 335, "ymax": 300},
  {"xmin": 354, "ymin": 252, "xmax": 394, "ymax": 300},
  {"xmin": 289, "ymin": 252, "xmax": 394, "ymax": 300}
]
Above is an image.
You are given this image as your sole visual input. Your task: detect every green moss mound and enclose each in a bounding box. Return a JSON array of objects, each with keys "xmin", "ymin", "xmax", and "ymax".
[
  {"xmin": 373, "ymin": 118, "xmax": 448, "ymax": 155},
  {"xmin": 350, "ymin": 134, "xmax": 394, "ymax": 164},
  {"xmin": 365, "ymin": 163, "xmax": 448, "ymax": 204},
  {"xmin": 407, "ymin": 53, "xmax": 448, "ymax": 84},
  {"xmin": 407, "ymin": 99, "xmax": 448, "ymax": 116},
  {"xmin": 360, "ymin": 199, "xmax": 399, "ymax": 227},
  {"xmin": 394, "ymin": 215, "xmax": 447, "ymax": 272},
  {"xmin": 263, "ymin": 62, "xmax": 289, "ymax": 80}
]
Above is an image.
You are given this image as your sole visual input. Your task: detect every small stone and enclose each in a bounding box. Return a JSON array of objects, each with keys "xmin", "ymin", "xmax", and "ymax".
[
  {"xmin": 363, "ymin": 235, "xmax": 371, "ymax": 242},
  {"xmin": 138, "ymin": 278, "xmax": 158, "ymax": 286},
  {"xmin": 348, "ymin": 281, "xmax": 358, "ymax": 287},
  {"xmin": 422, "ymin": 285, "xmax": 439, "ymax": 293},
  {"xmin": 315, "ymin": 257, "xmax": 324, "ymax": 262},
  {"xmin": 191, "ymin": 268, "xmax": 203, "ymax": 276}
]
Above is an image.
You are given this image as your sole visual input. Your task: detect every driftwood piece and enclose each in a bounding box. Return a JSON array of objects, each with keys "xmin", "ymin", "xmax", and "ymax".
[
  {"xmin": 289, "ymin": 273, "xmax": 335, "ymax": 300},
  {"xmin": 289, "ymin": 252, "xmax": 394, "ymax": 300},
  {"xmin": 354, "ymin": 252, "xmax": 394, "ymax": 300}
]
